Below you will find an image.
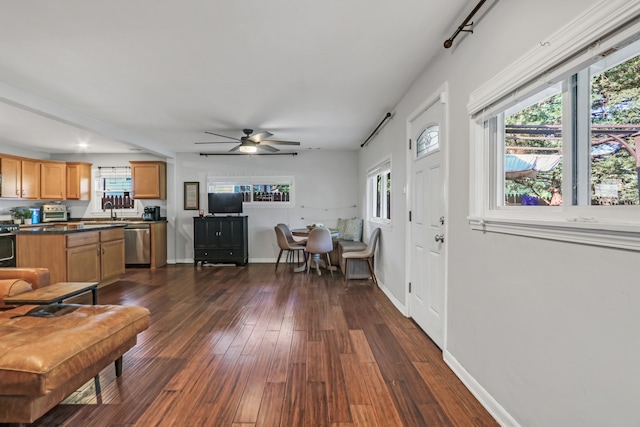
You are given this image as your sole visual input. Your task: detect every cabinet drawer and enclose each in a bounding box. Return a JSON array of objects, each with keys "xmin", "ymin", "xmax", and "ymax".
[
  {"xmin": 66, "ymin": 231, "xmax": 99, "ymax": 248},
  {"xmin": 195, "ymin": 249, "xmax": 239, "ymax": 261},
  {"xmin": 101, "ymin": 227, "xmax": 125, "ymax": 242}
]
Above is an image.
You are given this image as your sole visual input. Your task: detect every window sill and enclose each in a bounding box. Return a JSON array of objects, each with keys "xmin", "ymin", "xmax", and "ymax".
[{"xmin": 468, "ymin": 216, "xmax": 640, "ymax": 252}]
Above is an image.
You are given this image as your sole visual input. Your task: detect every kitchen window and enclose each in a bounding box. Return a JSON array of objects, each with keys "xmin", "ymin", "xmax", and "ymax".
[
  {"xmin": 468, "ymin": 4, "xmax": 640, "ymax": 250},
  {"xmin": 94, "ymin": 167, "xmax": 136, "ymax": 211}
]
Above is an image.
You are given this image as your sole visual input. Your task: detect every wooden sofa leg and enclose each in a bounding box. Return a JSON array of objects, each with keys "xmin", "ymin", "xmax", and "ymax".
[{"xmin": 115, "ymin": 356, "xmax": 123, "ymax": 377}]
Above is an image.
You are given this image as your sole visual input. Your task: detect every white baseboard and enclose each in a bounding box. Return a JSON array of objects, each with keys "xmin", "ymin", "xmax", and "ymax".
[
  {"xmin": 443, "ymin": 350, "xmax": 520, "ymax": 427},
  {"xmin": 377, "ymin": 280, "xmax": 408, "ymax": 316}
]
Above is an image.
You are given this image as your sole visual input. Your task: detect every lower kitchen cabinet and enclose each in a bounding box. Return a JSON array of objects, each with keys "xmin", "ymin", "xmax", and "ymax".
[
  {"xmin": 193, "ymin": 216, "xmax": 248, "ymax": 266},
  {"xmin": 150, "ymin": 222, "xmax": 167, "ymax": 269},
  {"xmin": 17, "ymin": 226, "xmax": 125, "ymax": 287}
]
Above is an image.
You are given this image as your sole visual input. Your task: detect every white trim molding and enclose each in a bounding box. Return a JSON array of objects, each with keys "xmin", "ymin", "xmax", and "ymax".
[
  {"xmin": 468, "ymin": 0, "xmax": 640, "ymax": 117},
  {"xmin": 469, "ymin": 217, "xmax": 640, "ymax": 252}
]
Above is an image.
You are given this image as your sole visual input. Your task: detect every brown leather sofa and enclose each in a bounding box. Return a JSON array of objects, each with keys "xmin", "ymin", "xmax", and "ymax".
[
  {"xmin": 0, "ymin": 267, "xmax": 150, "ymax": 424},
  {"xmin": 0, "ymin": 267, "xmax": 50, "ymax": 310}
]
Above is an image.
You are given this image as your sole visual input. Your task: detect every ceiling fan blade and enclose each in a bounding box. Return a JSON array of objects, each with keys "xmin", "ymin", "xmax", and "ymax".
[
  {"xmin": 248, "ymin": 131, "xmax": 274, "ymax": 143},
  {"xmin": 229, "ymin": 145, "xmax": 241, "ymax": 152},
  {"xmin": 204, "ymin": 131, "xmax": 241, "ymax": 141},
  {"xmin": 194, "ymin": 141, "xmax": 237, "ymax": 144},
  {"xmin": 262, "ymin": 140, "xmax": 300, "ymax": 146},
  {"xmin": 257, "ymin": 144, "xmax": 279, "ymax": 152}
]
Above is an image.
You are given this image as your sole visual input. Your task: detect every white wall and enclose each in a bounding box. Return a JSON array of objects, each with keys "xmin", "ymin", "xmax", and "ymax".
[
  {"xmin": 173, "ymin": 150, "xmax": 359, "ymax": 263},
  {"xmin": 362, "ymin": 0, "xmax": 640, "ymax": 426}
]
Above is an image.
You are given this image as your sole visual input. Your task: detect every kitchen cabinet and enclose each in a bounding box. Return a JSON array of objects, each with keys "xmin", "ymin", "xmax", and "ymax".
[
  {"xmin": 150, "ymin": 221, "xmax": 167, "ymax": 269},
  {"xmin": 66, "ymin": 162, "xmax": 92, "ymax": 200},
  {"xmin": 20, "ymin": 159, "xmax": 40, "ymax": 199},
  {"xmin": 17, "ymin": 225, "xmax": 125, "ymax": 287},
  {"xmin": 0, "ymin": 156, "xmax": 20, "ymax": 198},
  {"xmin": 193, "ymin": 216, "xmax": 248, "ymax": 266},
  {"xmin": 40, "ymin": 161, "xmax": 66, "ymax": 200},
  {"xmin": 0, "ymin": 156, "xmax": 40, "ymax": 199},
  {"xmin": 130, "ymin": 161, "xmax": 166, "ymax": 199},
  {"xmin": 66, "ymin": 237, "xmax": 100, "ymax": 282},
  {"xmin": 100, "ymin": 227, "xmax": 125, "ymax": 280}
]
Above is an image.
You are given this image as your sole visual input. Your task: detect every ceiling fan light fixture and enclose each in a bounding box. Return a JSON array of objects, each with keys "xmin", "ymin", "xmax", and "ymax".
[{"xmin": 239, "ymin": 144, "xmax": 257, "ymax": 153}]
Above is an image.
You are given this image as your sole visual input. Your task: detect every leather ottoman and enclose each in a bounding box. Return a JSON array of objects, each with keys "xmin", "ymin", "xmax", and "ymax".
[{"xmin": 0, "ymin": 304, "xmax": 150, "ymax": 424}]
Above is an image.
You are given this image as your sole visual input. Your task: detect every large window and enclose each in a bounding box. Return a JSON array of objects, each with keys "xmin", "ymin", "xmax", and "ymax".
[
  {"xmin": 368, "ymin": 159, "xmax": 391, "ymax": 224},
  {"xmin": 208, "ymin": 176, "xmax": 294, "ymax": 205},
  {"xmin": 469, "ymin": 6, "xmax": 640, "ymax": 249}
]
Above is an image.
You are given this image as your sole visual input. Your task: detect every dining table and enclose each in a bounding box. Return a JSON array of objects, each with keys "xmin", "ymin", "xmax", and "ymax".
[{"xmin": 290, "ymin": 227, "xmax": 340, "ymax": 274}]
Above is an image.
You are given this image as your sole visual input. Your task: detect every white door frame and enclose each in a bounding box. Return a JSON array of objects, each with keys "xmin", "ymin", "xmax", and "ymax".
[{"xmin": 404, "ymin": 82, "xmax": 450, "ymax": 349}]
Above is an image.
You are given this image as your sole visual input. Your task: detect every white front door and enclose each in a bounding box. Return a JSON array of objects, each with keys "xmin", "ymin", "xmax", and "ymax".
[{"xmin": 408, "ymin": 91, "xmax": 446, "ymax": 348}]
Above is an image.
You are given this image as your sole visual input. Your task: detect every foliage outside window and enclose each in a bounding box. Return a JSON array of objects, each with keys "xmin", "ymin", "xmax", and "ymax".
[
  {"xmin": 208, "ymin": 177, "xmax": 294, "ymax": 205},
  {"xmin": 95, "ymin": 167, "xmax": 135, "ymax": 210},
  {"xmin": 496, "ymin": 43, "xmax": 640, "ymax": 209},
  {"xmin": 469, "ymin": 11, "xmax": 640, "ymax": 249},
  {"xmin": 368, "ymin": 160, "xmax": 391, "ymax": 223}
]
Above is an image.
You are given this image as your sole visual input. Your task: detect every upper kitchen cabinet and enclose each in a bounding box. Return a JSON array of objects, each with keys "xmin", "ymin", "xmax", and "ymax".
[
  {"xmin": 0, "ymin": 156, "xmax": 40, "ymax": 199},
  {"xmin": 66, "ymin": 162, "xmax": 92, "ymax": 201},
  {"xmin": 40, "ymin": 161, "xmax": 66, "ymax": 200},
  {"xmin": 130, "ymin": 161, "xmax": 166, "ymax": 199}
]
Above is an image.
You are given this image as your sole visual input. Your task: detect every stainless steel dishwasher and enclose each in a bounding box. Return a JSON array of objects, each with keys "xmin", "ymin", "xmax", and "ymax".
[{"xmin": 124, "ymin": 223, "xmax": 151, "ymax": 265}]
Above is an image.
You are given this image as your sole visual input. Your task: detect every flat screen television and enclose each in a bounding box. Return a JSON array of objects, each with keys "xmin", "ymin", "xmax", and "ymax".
[{"xmin": 208, "ymin": 192, "xmax": 243, "ymax": 214}]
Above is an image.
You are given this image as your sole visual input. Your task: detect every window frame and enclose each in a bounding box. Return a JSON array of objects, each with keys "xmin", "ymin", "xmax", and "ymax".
[
  {"xmin": 367, "ymin": 158, "xmax": 392, "ymax": 225},
  {"xmin": 207, "ymin": 175, "xmax": 295, "ymax": 207},
  {"xmin": 93, "ymin": 166, "xmax": 137, "ymax": 214},
  {"xmin": 468, "ymin": 2, "xmax": 640, "ymax": 251}
]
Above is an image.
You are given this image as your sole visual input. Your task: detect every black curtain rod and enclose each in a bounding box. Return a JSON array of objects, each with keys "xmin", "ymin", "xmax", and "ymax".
[
  {"xmin": 444, "ymin": 0, "xmax": 487, "ymax": 48},
  {"xmin": 361, "ymin": 112, "xmax": 392, "ymax": 148},
  {"xmin": 199, "ymin": 152, "xmax": 298, "ymax": 157}
]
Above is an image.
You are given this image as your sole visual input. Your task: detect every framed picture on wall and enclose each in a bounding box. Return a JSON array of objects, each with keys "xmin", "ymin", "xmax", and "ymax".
[{"xmin": 184, "ymin": 182, "xmax": 199, "ymax": 210}]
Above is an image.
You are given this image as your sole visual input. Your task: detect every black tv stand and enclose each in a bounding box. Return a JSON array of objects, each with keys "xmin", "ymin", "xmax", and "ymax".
[{"xmin": 193, "ymin": 216, "xmax": 248, "ymax": 266}]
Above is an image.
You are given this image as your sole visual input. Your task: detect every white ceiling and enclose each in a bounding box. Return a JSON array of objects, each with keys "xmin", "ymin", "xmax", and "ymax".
[{"xmin": 0, "ymin": 1, "xmax": 470, "ymax": 156}]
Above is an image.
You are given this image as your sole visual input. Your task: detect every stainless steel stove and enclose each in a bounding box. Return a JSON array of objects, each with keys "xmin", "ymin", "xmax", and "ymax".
[{"xmin": 0, "ymin": 223, "xmax": 18, "ymax": 267}]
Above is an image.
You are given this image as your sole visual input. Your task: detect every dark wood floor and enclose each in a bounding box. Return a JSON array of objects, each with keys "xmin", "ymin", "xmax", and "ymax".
[{"xmin": 19, "ymin": 264, "xmax": 497, "ymax": 427}]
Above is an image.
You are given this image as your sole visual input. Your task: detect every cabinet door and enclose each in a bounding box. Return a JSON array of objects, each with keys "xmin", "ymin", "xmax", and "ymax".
[
  {"xmin": 131, "ymin": 161, "xmax": 166, "ymax": 199},
  {"xmin": 101, "ymin": 239, "xmax": 125, "ymax": 280},
  {"xmin": 194, "ymin": 218, "xmax": 219, "ymax": 248},
  {"xmin": 0, "ymin": 157, "xmax": 21, "ymax": 198},
  {"xmin": 41, "ymin": 162, "xmax": 66, "ymax": 199},
  {"xmin": 67, "ymin": 244, "xmax": 101, "ymax": 282},
  {"xmin": 21, "ymin": 159, "xmax": 40, "ymax": 199},
  {"xmin": 66, "ymin": 163, "xmax": 92, "ymax": 200},
  {"xmin": 219, "ymin": 218, "xmax": 245, "ymax": 248}
]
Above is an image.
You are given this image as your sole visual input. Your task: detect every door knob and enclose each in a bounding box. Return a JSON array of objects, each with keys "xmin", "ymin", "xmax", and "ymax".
[{"xmin": 434, "ymin": 234, "xmax": 445, "ymax": 243}]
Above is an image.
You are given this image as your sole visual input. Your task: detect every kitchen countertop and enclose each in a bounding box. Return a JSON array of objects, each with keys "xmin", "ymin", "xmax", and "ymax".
[{"xmin": 14, "ymin": 222, "xmax": 127, "ymax": 234}]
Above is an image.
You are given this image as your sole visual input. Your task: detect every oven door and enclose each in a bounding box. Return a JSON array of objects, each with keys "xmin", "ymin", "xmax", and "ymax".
[{"xmin": 0, "ymin": 233, "xmax": 16, "ymax": 267}]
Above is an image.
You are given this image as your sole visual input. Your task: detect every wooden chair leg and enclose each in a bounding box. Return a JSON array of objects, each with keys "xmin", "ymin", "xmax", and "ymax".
[
  {"xmin": 366, "ymin": 258, "xmax": 378, "ymax": 287},
  {"xmin": 344, "ymin": 258, "xmax": 349, "ymax": 284},
  {"xmin": 325, "ymin": 254, "xmax": 334, "ymax": 280}
]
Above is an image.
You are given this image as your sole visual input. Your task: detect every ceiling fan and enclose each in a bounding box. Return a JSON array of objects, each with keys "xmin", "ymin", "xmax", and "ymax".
[{"xmin": 195, "ymin": 128, "xmax": 300, "ymax": 153}]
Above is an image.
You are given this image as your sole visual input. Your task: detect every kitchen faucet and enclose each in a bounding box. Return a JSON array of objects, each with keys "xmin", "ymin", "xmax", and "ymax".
[{"xmin": 103, "ymin": 201, "xmax": 117, "ymax": 220}]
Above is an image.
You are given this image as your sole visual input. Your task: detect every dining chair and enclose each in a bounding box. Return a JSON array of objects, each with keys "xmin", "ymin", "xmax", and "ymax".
[
  {"xmin": 274, "ymin": 224, "xmax": 307, "ymax": 271},
  {"xmin": 305, "ymin": 227, "xmax": 334, "ymax": 279},
  {"xmin": 343, "ymin": 227, "xmax": 380, "ymax": 288},
  {"xmin": 277, "ymin": 223, "xmax": 307, "ymax": 245}
]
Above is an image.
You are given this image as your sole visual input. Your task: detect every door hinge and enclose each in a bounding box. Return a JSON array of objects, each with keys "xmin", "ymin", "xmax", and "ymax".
[
  {"xmin": 409, "ymin": 139, "xmax": 412, "ymax": 150},
  {"xmin": 409, "ymin": 211, "xmax": 412, "ymax": 221},
  {"xmin": 409, "ymin": 282, "xmax": 412, "ymax": 293}
]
